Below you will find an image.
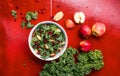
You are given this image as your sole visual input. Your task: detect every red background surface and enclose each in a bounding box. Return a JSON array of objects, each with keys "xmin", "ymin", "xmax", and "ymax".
[{"xmin": 0, "ymin": 0, "xmax": 120, "ymax": 76}]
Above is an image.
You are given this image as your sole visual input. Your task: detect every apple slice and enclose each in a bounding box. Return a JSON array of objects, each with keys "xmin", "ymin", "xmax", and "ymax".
[
  {"xmin": 74, "ymin": 12, "xmax": 85, "ymax": 24},
  {"xmin": 53, "ymin": 11, "xmax": 64, "ymax": 21},
  {"xmin": 65, "ymin": 19, "xmax": 75, "ymax": 29}
]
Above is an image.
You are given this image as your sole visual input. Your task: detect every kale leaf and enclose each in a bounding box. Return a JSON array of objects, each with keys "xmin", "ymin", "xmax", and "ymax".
[
  {"xmin": 11, "ymin": 10, "xmax": 17, "ymax": 19},
  {"xmin": 25, "ymin": 11, "xmax": 38, "ymax": 21},
  {"xmin": 40, "ymin": 47, "xmax": 104, "ymax": 76}
]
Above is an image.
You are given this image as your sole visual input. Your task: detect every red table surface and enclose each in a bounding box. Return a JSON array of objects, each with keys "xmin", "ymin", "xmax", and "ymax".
[{"xmin": 0, "ymin": 0, "xmax": 120, "ymax": 76}]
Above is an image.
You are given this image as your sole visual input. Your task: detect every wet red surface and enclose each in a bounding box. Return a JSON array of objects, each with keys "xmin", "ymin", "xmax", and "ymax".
[{"xmin": 0, "ymin": 0, "xmax": 120, "ymax": 76}]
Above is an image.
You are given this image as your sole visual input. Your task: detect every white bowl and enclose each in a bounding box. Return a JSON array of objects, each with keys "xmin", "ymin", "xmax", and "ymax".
[{"xmin": 28, "ymin": 21, "xmax": 68, "ymax": 61}]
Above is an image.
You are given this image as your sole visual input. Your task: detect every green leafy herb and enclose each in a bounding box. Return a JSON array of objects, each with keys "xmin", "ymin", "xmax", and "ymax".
[
  {"xmin": 11, "ymin": 10, "xmax": 17, "ymax": 19},
  {"xmin": 11, "ymin": 9, "xmax": 38, "ymax": 29},
  {"xmin": 25, "ymin": 12, "xmax": 32, "ymax": 21},
  {"xmin": 21, "ymin": 22, "xmax": 26, "ymax": 28},
  {"xmin": 26, "ymin": 22, "xmax": 34, "ymax": 28},
  {"xmin": 21, "ymin": 21, "xmax": 34, "ymax": 29},
  {"xmin": 25, "ymin": 11, "xmax": 38, "ymax": 21},
  {"xmin": 40, "ymin": 47, "xmax": 104, "ymax": 76},
  {"xmin": 22, "ymin": 11, "xmax": 38, "ymax": 29},
  {"xmin": 31, "ymin": 11, "xmax": 38, "ymax": 20}
]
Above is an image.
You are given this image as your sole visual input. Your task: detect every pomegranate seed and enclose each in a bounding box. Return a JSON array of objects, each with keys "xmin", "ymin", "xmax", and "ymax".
[
  {"xmin": 40, "ymin": 8, "xmax": 44, "ymax": 11},
  {"xmin": 15, "ymin": 6, "xmax": 19, "ymax": 10},
  {"xmin": 21, "ymin": 17, "xmax": 24, "ymax": 20},
  {"xmin": 36, "ymin": 50, "xmax": 40, "ymax": 54},
  {"xmin": 41, "ymin": 12, "xmax": 44, "ymax": 14},
  {"xmin": 57, "ymin": 5, "xmax": 60, "ymax": 8},
  {"xmin": 14, "ymin": 19, "xmax": 16, "ymax": 22},
  {"xmin": 43, "ymin": 39, "xmax": 48, "ymax": 43},
  {"xmin": 52, "ymin": 42, "xmax": 55, "ymax": 45},
  {"xmin": 52, "ymin": 34, "xmax": 58, "ymax": 38},
  {"xmin": 44, "ymin": 6, "xmax": 47, "ymax": 10},
  {"xmin": 34, "ymin": 0, "xmax": 39, "ymax": 3},
  {"xmin": 58, "ymin": 50, "xmax": 60, "ymax": 52},
  {"xmin": 48, "ymin": 31, "xmax": 53, "ymax": 35},
  {"xmin": 20, "ymin": 12, "xmax": 23, "ymax": 15},
  {"xmin": 50, "ymin": 16, "xmax": 54, "ymax": 19},
  {"xmin": 38, "ymin": 10, "xmax": 41, "ymax": 14},
  {"xmin": 37, "ymin": 45, "xmax": 41, "ymax": 48},
  {"xmin": 39, "ymin": 30, "xmax": 42, "ymax": 34},
  {"xmin": 34, "ymin": 41, "xmax": 39, "ymax": 45}
]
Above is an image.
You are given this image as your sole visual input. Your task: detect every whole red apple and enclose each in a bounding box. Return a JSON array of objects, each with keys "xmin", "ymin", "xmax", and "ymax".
[
  {"xmin": 79, "ymin": 40, "xmax": 91, "ymax": 52},
  {"xmin": 92, "ymin": 22, "xmax": 106, "ymax": 37},
  {"xmin": 80, "ymin": 25, "xmax": 91, "ymax": 38}
]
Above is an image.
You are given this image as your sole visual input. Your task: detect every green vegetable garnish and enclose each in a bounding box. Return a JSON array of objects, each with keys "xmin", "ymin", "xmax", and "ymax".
[
  {"xmin": 20, "ymin": 11, "xmax": 38, "ymax": 28},
  {"xmin": 21, "ymin": 22, "xmax": 26, "ymax": 28},
  {"xmin": 11, "ymin": 10, "xmax": 38, "ymax": 29},
  {"xmin": 21, "ymin": 21, "xmax": 33, "ymax": 28},
  {"xmin": 26, "ymin": 22, "xmax": 34, "ymax": 28},
  {"xmin": 40, "ymin": 47, "xmax": 104, "ymax": 76},
  {"xmin": 11, "ymin": 10, "xmax": 17, "ymax": 19},
  {"xmin": 25, "ymin": 11, "xmax": 38, "ymax": 21}
]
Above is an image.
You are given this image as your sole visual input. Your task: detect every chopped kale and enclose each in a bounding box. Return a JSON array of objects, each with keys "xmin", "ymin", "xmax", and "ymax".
[
  {"xmin": 40, "ymin": 47, "xmax": 104, "ymax": 76},
  {"xmin": 25, "ymin": 11, "xmax": 38, "ymax": 21},
  {"xmin": 11, "ymin": 10, "xmax": 17, "ymax": 19},
  {"xmin": 26, "ymin": 22, "xmax": 34, "ymax": 28},
  {"xmin": 11, "ymin": 10, "xmax": 38, "ymax": 29},
  {"xmin": 21, "ymin": 22, "xmax": 26, "ymax": 28}
]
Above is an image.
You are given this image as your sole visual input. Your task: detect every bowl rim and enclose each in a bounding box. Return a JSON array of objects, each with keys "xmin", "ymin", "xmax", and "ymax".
[{"xmin": 28, "ymin": 21, "xmax": 68, "ymax": 61}]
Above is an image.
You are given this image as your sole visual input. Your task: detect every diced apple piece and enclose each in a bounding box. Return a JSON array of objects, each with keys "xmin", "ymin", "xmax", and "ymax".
[
  {"xmin": 65, "ymin": 19, "xmax": 75, "ymax": 29},
  {"xmin": 36, "ymin": 35, "xmax": 41, "ymax": 40},
  {"xmin": 50, "ymin": 53, "xmax": 56, "ymax": 57},
  {"xmin": 53, "ymin": 11, "xmax": 64, "ymax": 21}
]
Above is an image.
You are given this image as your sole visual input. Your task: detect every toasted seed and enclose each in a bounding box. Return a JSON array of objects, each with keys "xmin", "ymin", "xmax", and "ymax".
[
  {"xmin": 50, "ymin": 53, "xmax": 56, "ymax": 57},
  {"xmin": 49, "ymin": 39, "xmax": 54, "ymax": 42},
  {"xmin": 61, "ymin": 41, "xmax": 65, "ymax": 45},
  {"xmin": 58, "ymin": 47, "xmax": 62, "ymax": 50}
]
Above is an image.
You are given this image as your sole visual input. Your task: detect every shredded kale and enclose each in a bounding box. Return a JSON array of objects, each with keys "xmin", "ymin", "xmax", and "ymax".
[
  {"xmin": 26, "ymin": 22, "xmax": 34, "ymax": 28},
  {"xmin": 11, "ymin": 10, "xmax": 17, "ymax": 19},
  {"xmin": 21, "ymin": 11, "xmax": 38, "ymax": 29},
  {"xmin": 11, "ymin": 9, "xmax": 38, "ymax": 29},
  {"xmin": 21, "ymin": 21, "xmax": 34, "ymax": 29},
  {"xmin": 40, "ymin": 47, "xmax": 104, "ymax": 76},
  {"xmin": 21, "ymin": 22, "xmax": 26, "ymax": 28},
  {"xmin": 25, "ymin": 11, "xmax": 38, "ymax": 21}
]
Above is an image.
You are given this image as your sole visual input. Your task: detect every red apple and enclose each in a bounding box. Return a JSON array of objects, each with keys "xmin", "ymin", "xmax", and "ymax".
[
  {"xmin": 80, "ymin": 25, "xmax": 91, "ymax": 38},
  {"xmin": 92, "ymin": 22, "xmax": 106, "ymax": 37},
  {"xmin": 65, "ymin": 19, "xmax": 75, "ymax": 29},
  {"xmin": 79, "ymin": 40, "xmax": 91, "ymax": 52}
]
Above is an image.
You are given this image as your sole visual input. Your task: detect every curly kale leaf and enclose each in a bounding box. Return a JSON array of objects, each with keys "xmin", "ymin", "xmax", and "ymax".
[
  {"xmin": 25, "ymin": 11, "xmax": 38, "ymax": 21},
  {"xmin": 40, "ymin": 47, "xmax": 104, "ymax": 76},
  {"xmin": 11, "ymin": 10, "xmax": 17, "ymax": 19}
]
